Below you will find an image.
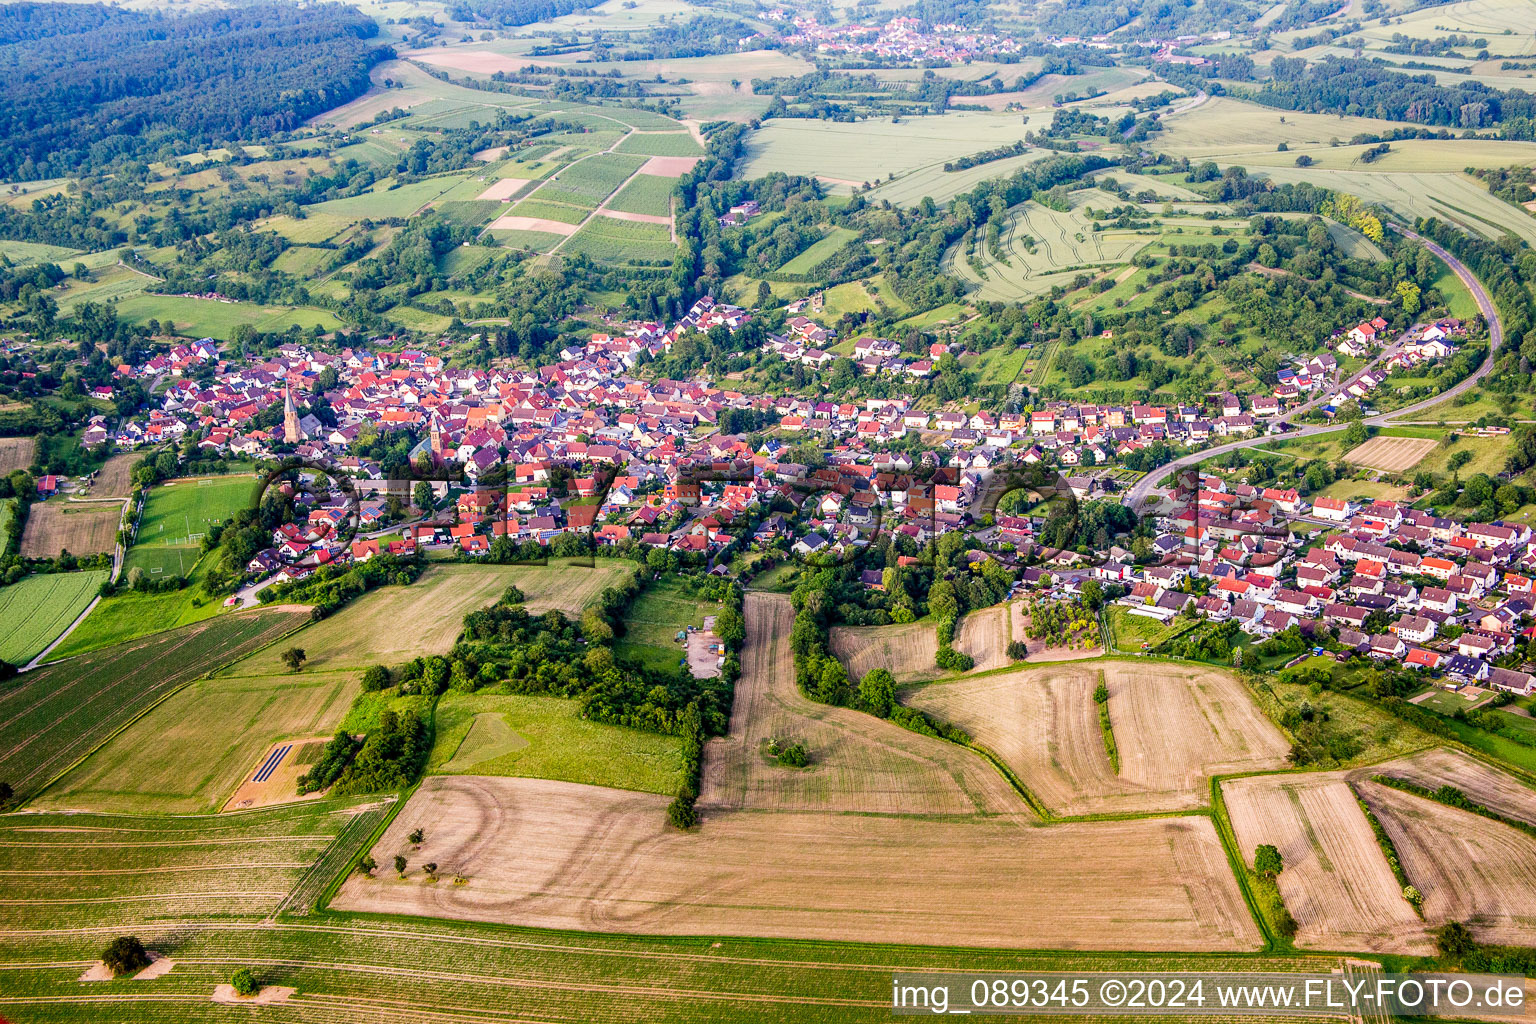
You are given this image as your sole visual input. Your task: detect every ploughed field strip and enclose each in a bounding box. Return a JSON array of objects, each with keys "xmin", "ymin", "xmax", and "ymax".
[
  {"xmin": 908, "ymin": 661, "xmax": 1290, "ymax": 815},
  {"xmin": 334, "ymin": 775, "xmax": 1262, "ymax": 952}
]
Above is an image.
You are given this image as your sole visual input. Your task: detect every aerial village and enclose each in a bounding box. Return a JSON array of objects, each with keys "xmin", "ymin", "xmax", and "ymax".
[{"xmin": 41, "ymin": 293, "xmax": 1531, "ymax": 697}]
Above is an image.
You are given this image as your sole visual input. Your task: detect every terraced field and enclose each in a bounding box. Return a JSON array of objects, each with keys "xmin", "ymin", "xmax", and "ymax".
[{"xmin": 945, "ymin": 195, "xmax": 1158, "ymax": 302}]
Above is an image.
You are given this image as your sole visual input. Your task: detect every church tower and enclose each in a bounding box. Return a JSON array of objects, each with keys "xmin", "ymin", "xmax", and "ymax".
[
  {"xmin": 283, "ymin": 384, "xmax": 302, "ymax": 444},
  {"xmin": 428, "ymin": 412, "xmax": 445, "ymax": 465}
]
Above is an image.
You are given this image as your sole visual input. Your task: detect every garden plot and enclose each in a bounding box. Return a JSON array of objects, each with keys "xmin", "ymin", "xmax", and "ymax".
[
  {"xmin": 1344, "ymin": 435, "xmax": 1438, "ymax": 472},
  {"xmin": 908, "ymin": 661, "xmax": 1289, "ymax": 816},
  {"xmin": 1224, "ymin": 773, "xmax": 1433, "ymax": 954},
  {"xmin": 702, "ymin": 593, "xmax": 1022, "ymax": 816},
  {"xmin": 335, "ymin": 774, "xmax": 1261, "ymax": 952}
]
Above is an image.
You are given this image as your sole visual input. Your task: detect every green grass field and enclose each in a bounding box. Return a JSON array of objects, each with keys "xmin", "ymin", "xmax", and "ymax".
[
  {"xmin": 309, "ymin": 175, "xmax": 476, "ymax": 218},
  {"xmin": 124, "ymin": 474, "xmax": 258, "ymax": 579},
  {"xmin": 0, "ymin": 570, "xmax": 108, "ymax": 665},
  {"xmin": 37, "ymin": 671, "xmax": 360, "ymax": 814},
  {"xmin": 505, "ymin": 197, "xmax": 592, "ymax": 223},
  {"xmin": 605, "ymin": 172, "xmax": 674, "ymax": 217},
  {"xmin": 778, "ymin": 227, "xmax": 859, "ymax": 275},
  {"xmin": 614, "ymin": 131, "xmax": 703, "ymax": 157},
  {"xmin": 0, "ymin": 608, "xmax": 309, "ymax": 802},
  {"xmin": 1105, "ymin": 604, "xmax": 1181, "ymax": 652},
  {"xmin": 112, "ymin": 294, "xmax": 343, "ymax": 341},
  {"xmin": 50, "ymin": 582, "xmax": 226, "ymax": 658},
  {"xmin": 612, "ymin": 576, "xmax": 717, "ymax": 673},
  {"xmin": 429, "ymin": 691, "xmax": 685, "ymax": 794}
]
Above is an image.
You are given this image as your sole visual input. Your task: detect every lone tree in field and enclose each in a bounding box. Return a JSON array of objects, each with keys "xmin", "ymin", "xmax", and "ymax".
[
  {"xmin": 408, "ymin": 828, "xmax": 424, "ymax": 844},
  {"xmin": 394, "ymin": 854, "xmax": 408, "ymax": 877},
  {"xmin": 102, "ymin": 936, "xmax": 150, "ymax": 977},
  {"xmin": 0, "ymin": 781, "xmax": 12, "ymax": 807},
  {"xmin": 357, "ymin": 855, "xmax": 376, "ymax": 876},
  {"xmin": 280, "ymin": 647, "xmax": 307, "ymax": 672},
  {"xmin": 1254, "ymin": 844, "xmax": 1284, "ymax": 879},
  {"xmin": 1436, "ymin": 921, "xmax": 1476, "ymax": 961},
  {"xmin": 230, "ymin": 967, "xmax": 260, "ymax": 997}
]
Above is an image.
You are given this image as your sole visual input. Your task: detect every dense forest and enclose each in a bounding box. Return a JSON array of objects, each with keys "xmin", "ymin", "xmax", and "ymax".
[
  {"xmin": 0, "ymin": 2, "xmax": 393, "ymax": 179},
  {"xmin": 444, "ymin": 0, "xmax": 604, "ymax": 26},
  {"xmin": 1252, "ymin": 56, "xmax": 1536, "ymax": 129}
]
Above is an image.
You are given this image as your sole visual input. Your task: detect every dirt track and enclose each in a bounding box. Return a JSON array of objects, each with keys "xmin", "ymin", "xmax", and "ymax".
[{"xmin": 703, "ymin": 594, "xmax": 1022, "ymax": 816}]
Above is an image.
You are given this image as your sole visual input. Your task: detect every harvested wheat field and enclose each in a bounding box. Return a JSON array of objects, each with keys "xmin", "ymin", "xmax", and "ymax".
[
  {"xmin": 87, "ymin": 454, "xmax": 138, "ymax": 497},
  {"xmin": 1007, "ymin": 600, "xmax": 1103, "ymax": 661},
  {"xmin": 702, "ymin": 593, "xmax": 1022, "ymax": 816},
  {"xmin": 476, "ymin": 177, "xmax": 531, "ymax": 201},
  {"xmin": 829, "ymin": 620, "xmax": 937, "ymax": 683},
  {"xmin": 1356, "ymin": 778, "xmax": 1536, "ymax": 946},
  {"xmin": 334, "ymin": 774, "xmax": 1261, "ymax": 951},
  {"xmin": 1224, "ymin": 773, "xmax": 1432, "ymax": 955},
  {"xmin": 954, "ymin": 604, "xmax": 1008, "ymax": 672},
  {"xmin": 19, "ymin": 501, "xmax": 120, "ymax": 558},
  {"xmin": 0, "ymin": 437, "xmax": 33, "ymax": 474},
  {"xmin": 909, "ymin": 661, "xmax": 1288, "ymax": 815},
  {"xmin": 1345, "ymin": 435, "xmax": 1437, "ymax": 472},
  {"xmin": 1358, "ymin": 747, "xmax": 1536, "ymax": 827},
  {"xmin": 640, "ymin": 156, "xmax": 701, "ymax": 177}
]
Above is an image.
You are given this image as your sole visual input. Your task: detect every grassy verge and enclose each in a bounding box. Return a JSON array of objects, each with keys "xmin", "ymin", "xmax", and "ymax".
[{"xmin": 1350, "ymin": 782, "xmax": 1422, "ymax": 917}]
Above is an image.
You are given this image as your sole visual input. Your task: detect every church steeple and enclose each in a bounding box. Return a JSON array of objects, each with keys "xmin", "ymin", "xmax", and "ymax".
[{"xmin": 283, "ymin": 383, "xmax": 302, "ymax": 444}]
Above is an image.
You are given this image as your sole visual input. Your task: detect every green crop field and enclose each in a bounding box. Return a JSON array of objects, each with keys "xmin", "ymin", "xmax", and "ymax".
[
  {"xmin": 1152, "ymin": 96, "xmax": 1424, "ymax": 158},
  {"xmin": 564, "ymin": 215, "xmax": 676, "ymax": 264},
  {"xmin": 429, "ymin": 692, "xmax": 685, "ymax": 794},
  {"xmin": 309, "ymin": 175, "xmax": 474, "ymax": 218},
  {"xmin": 37, "ymin": 671, "xmax": 360, "ymax": 814},
  {"xmin": 431, "ymin": 199, "xmax": 501, "ymax": 227},
  {"xmin": 50, "ymin": 583, "xmax": 227, "ymax": 658},
  {"xmin": 505, "ymin": 197, "xmax": 592, "ymax": 223},
  {"xmin": 124, "ymin": 475, "xmax": 258, "ymax": 579},
  {"xmin": 492, "ymin": 227, "xmax": 569, "ymax": 251},
  {"xmin": 614, "ymin": 131, "xmax": 703, "ymax": 157},
  {"xmin": 945, "ymin": 194, "xmax": 1160, "ymax": 302},
  {"xmin": 0, "ymin": 239, "xmax": 83, "ymax": 266},
  {"xmin": 271, "ymin": 245, "xmax": 333, "ymax": 275},
  {"xmin": 778, "ymin": 227, "xmax": 859, "ymax": 275},
  {"xmin": 605, "ymin": 172, "xmax": 674, "ymax": 217},
  {"xmin": 0, "ymin": 799, "xmax": 389, "ymax": 932},
  {"xmin": 542, "ymin": 153, "xmax": 646, "ymax": 204},
  {"xmin": 0, "ymin": 570, "xmax": 107, "ymax": 665},
  {"xmin": 0, "ymin": 608, "xmax": 308, "ymax": 802},
  {"xmin": 112, "ymin": 294, "xmax": 343, "ymax": 341},
  {"xmin": 259, "ymin": 212, "xmax": 355, "ymax": 243}
]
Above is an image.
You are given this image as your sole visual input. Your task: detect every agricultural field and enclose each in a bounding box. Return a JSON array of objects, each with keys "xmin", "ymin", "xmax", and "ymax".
[
  {"xmin": 18, "ymin": 500, "xmax": 121, "ymax": 558},
  {"xmin": 604, "ymin": 172, "xmax": 674, "ymax": 218},
  {"xmin": 49, "ymin": 582, "xmax": 226, "ymax": 658},
  {"xmin": 309, "ymin": 175, "xmax": 476, "ymax": 218},
  {"xmin": 1364, "ymin": 747, "xmax": 1536, "ymax": 827},
  {"xmin": 614, "ymin": 132, "xmax": 703, "ymax": 157},
  {"xmin": 613, "ymin": 576, "xmax": 718, "ymax": 674},
  {"xmin": 123, "ymin": 473, "xmax": 257, "ymax": 578},
  {"xmin": 1152, "ymin": 96, "xmax": 1426, "ymax": 158},
  {"xmin": 0, "ymin": 800, "xmax": 388, "ymax": 932},
  {"xmin": 828, "ymin": 619, "xmax": 939, "ymax": 684},
  {"xmin": 539, "ymin": 153, "xmax": 646, "ymax": 205},
  {"xmin": 954, "ymin": 604, "xmax": 1009, "ymax": 672},
  {"xmin": 702, "ymin": 593, "xmax": 1022, "ymax": 816},
  {"xmin": 907, "ymin": 662, "xmax": 1290, "ymax": 816},
  {"xmin": 429, "ymin": 692, "xmax": 685, "ymax": 794},
  {"xmin": 0, "ymin": 436, "xmax": 32, "ymax": 473},
  {"xmin": 233, "ymin": 561, "xmax": 629, "ymax": 675},
  {"xmin": 563, "ymin": 215, "xmax": 676, "ymax": 264},
  {"xmin": 945, "ymin": 195, "xmax": 1160, "ymax": 303},
  {"xmin": 1343, "ymin": 434, "xmax": 1438, "ymax": 472},
  {"xmin": 35, "ymin": 669, "xmax": 359, "ymax": 814},
  {"xmin": 1249, "ymin": 165, "xmax": 1536, "ymax": 249},
  {"xmin": 738, "ymin": 111, "xmax": 1046, "ymax": 191},
  {"xmin": 335, "ymin": 774, "xmax": 1261, "ymax": 951},
  {"xmin": 0, "ymin": 569, "xmax": 107, "ymax": 665},
  {"xmin": 112, "ymin": 293, "xmax": 344, "ymax": 339},
  {"xmin": 1356, "ymin": 776, "xmax": 1536, "ymax": 946},
  {"xmin": 0, "ymin": 608, "xmax": 308, "ymax": 802},
  {"xmin": 1223, "ymin": 773, "xmax": 1434, "ymax": 954}
]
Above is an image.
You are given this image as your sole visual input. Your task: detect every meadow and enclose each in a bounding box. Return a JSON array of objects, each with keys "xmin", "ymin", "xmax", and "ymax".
[
  {"xmin": 50, "ymin": 581, "xmax": 226, "ymax": 657},
  {"xmin": 777, "ymin": 227, "xmax": 859, "ymax": 276},
  {"xmin": 0, "ymin": 570, "xmax": 107, "ymax": 665},
  {"xmin": 613, "ymin": 576, "xmax": 717, "ymax": 673},
  {"xmin": 124, "ymin": 474, "xmax": 258, "ymax": 578},
  {"xmin": 232, "ymin": 561, "xmax": 630, "ymax": 675},
  {"xmin": 112, "ymin": 294, "xmax": 344, "ymax": 340},
  {"xmin": 308, "ymin": 175, "xmax": 476, "ymax": 218},
  {"xmin": 429, "ymin": 692, "xmax": 685, "ymax": 794},
  {"xmin": 0, "ymin": 608, "xmax": 309, "ymax": 802},
  {"xmin": 36, "ymin": 670, "xmax": 360, "ymax": 814}
]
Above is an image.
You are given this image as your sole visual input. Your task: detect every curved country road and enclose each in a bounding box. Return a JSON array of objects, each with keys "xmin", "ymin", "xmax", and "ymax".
[{"xmin": 1123, "ymin": 225, "xmax": 1502, "ymax": 507}]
